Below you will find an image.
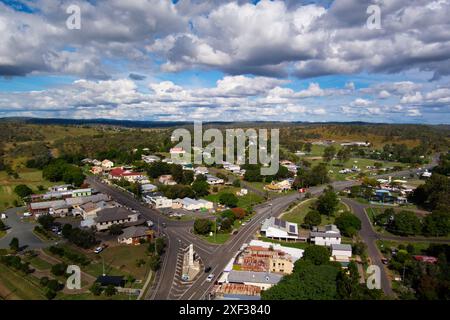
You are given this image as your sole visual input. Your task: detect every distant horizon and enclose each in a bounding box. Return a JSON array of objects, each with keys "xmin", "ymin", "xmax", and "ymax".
[{"xmin": 1, "ymin": 116, "xmax": 449, "ymax": 126}]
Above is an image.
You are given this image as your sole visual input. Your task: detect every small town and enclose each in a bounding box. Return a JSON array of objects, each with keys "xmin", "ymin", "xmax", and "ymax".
[{"xmin": 0, "ymin": 0, "xmax": 449, "ymax": 315}]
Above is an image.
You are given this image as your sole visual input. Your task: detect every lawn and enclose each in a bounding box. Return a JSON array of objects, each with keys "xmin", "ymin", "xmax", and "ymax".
[
  {"xmin": 199, "ymin": 232, "xmax": 230, "ymax": 244},
  {"xmin": 204, "ymin": 186, "xmax": 264, "ymax": 209},
  {"xmin": 25, "ymin": 256, "xmax": 53, "ymax": 271},
  {"xmin": 0, "ymin": 264, "xmax": 46, "ymax": 300},
  {"xmin": 0, "ymin": 168, "xmax": 61, "ymax": 211},
  {"xmin": 376, "ymin": 240, "xmax": 432, "ymax": 256},
  {"xmin": 280, "ymin": 198, "xmax": 347, "ymax": 227},
  {"xmin": 94, "ymin": 245, "xmax": 151, "ymax": 280}
]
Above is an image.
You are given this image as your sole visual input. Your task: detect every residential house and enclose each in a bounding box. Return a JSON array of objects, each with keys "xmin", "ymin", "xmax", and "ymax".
[
  {"xmin": 194, "ymin": 166, "xmax": 209, "ymax": 175},
  {"xmin": 206, "ymin": 174, "xmax": 224, "ymax": 185},
  {"xmin": 94, "ymin": 207, "xmax": 139, "ymax": 231},
  {"xmin": 331, "ymin": 244, "xmax": 352, "ymax": 265},
  {"xmin": 141, "ymin": 183, "xmax": 157, "ymax": 193},
  {"xmin": 142, "ymin": 155, "xmax": 160, "ymax": 164},
  {"xmin": 310, "ymin": 224, "xmax": 342, "ymax": 246},
  {"xmin": 260, "ymin": 217, "xmax": 299, "ymax": 241},
  {"xmin": 90, "ymin": 166, "xmax": 103, "ymax": 175},
  {"xmin": 118, "ymin": 226, "xmax": 154, "ymax": 245},
  {"xmin": 109, "ymin": 167, "xmax": 145, "ymax": 183},
  {"xmin": 158, "ymin": 174, "xmax": 176, "ymax": 185},
  {"xmin": 101, "ymin": 159, "xmax": 114, "ymax": 169}
]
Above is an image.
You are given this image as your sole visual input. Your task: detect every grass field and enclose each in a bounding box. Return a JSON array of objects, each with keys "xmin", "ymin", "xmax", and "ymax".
[
  {"xmin": 94, "ymin": 245, "xmax": 150, "ymax": 280},
  {"xmin": 280, "ymin": 198, "xmax": 348, "ymax": 227},
  {"xmin": 0, "ymin": 264, "xmax": 46, "ymax": 300},
  {"xmin": 199, "ymin": 232, "xmax": 230, "ymax": 244},
  {"xmin": 0, "ymin": 168, "xmax": 60, "ymax": 211},
  {"xmin": 204, "ymin": 186, "xmax": 264, "ymax": 208},
  {"xmin": 25, "ymin": 256, "xmax": 53, "ymax": 271}
]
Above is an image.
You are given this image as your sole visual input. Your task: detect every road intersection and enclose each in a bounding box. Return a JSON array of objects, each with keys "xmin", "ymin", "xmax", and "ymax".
[{"xmin": 86, "ymin": 157, "xmax": 441, "ymax": 300}]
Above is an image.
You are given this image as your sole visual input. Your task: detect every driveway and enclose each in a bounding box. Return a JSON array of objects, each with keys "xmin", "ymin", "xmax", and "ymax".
[{"xmin": 0, "ymin": 207, "xmax": 53, "ymax": 250}]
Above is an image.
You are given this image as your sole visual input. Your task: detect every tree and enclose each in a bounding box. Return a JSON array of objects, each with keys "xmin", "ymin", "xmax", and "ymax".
[
  {"xmin": 335, "ymin": 212, "xmax": 361, "ymax": 237},
  {"xmin": 304, "ymin": 142, "xmax": 312, "ymax": 153},
  {"xmin": 14, "ymin": 184, "xmax": 33, "ymax": 198},
  {"xmin": 336, "ymin": 148, "xmax": 351, "ymax": 163},
  {"xmin": 51, "ymin": 263, "xmax": 67, "ymax": 277},
  {"xmin": 194, "ymin": 218, "xmax": 212, "ymax": 235},
  {"xmin": 90, "ymin": 282, "xmax": 103, "ymax": 296},
  {"xmin": 232, "ymin": 179, "xmax": 241, "ymax": 187},
  {"xmin": 45, "ymin": 288, "xmax": 57, "ymax": 300},
  {"xmin": 0, "ymin": 219, "xmax": 6, "ymax": 231},
  {"xmin": 37, "ymin": 214, "xmax": 55, "ymax": 230},
  {"xmin": 108, "ymin": 224, "xmax": 123, "ymax": 235},
  {"xmin": 219, "ymin": 192, "xmax": 239, "ymax": 207},
  {"xmin": 104, "ymin": 284, "xmax": 117, "ymax": 296},
  {"xmin": 302, "ymin": 246, "xmax": 330, "ymax": 265},
  {"xmin": 303, "ymin": 210, "xmax": 321, "ymax": 228},
  {"xmin": 149, "ymin": 254, "xmax": 161, "ymax": 271},
  {"xmin": 9, "ymin": 237, "xmax": 19, "ymax": 252},
  {"xmin": 391, "ymin": 211, "xmax": 422, "ymax": 236},
  {"xmin": 323, "ymin": 145, "xmax": 336, "ymax": 162},
  {"xmin": 316, "ymin": 186, "xmax": 339, "ymax": 216},
  {"xmin": 261, "ymin": 260, "xmax": 338, "ymax": 300},
  {"xmin": 422, "ymin": 210, "xmax": 450, "ymax": 237},
  {"xmin": 231, "ymin": 207, "xmax": 246, "ymax": 220},
  {"xmin": 192, "ymin": 180, "xmax": 209, "ymax": 197}
]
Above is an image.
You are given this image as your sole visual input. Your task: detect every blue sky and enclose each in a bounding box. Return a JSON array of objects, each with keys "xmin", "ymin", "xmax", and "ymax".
[{"xmin": 0, "ymin": 0, "xmax": 449, "ymax": 123}]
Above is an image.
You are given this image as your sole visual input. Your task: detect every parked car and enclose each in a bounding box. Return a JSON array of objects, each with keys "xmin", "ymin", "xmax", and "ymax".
[
  {"xmin": 1, "ymin": 213, "xmax": 6, "ymax": 219},
  {"xmin": 94, "ymin": 247, "xmax": 104, "ymax": 254},
  {"xmin": 204, "ymin": 266, "xmax": 212, "ymax": 273},
  {"xmin": 206, "ymin": 274, "xmax": 215, "ymax": 282},
  {"xmin": 381, "ymin": 258, "xmax": 389, "ymax": 265},
  {"xmin": 23, "ymin": 212, "xmax": 32, "ymax": 217}
]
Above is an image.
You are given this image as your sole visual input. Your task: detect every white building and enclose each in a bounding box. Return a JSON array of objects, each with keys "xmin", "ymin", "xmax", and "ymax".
[
  {"xmin": 194, "ymin": 166, "xmax": 209, "ymax": 175},
  {"xmin": 101, "ymin": 159, "xmax": 114, "ymax": 169},
  {"xmin": 206, "ymin": 174, "xmax": 224, "ymax": 185},
  {"xmin": 310, "ymin": 224, "xmax": 342, "ymax": 246},
  {"xmin": 331, "ymin": 244, "xmax": 352, "ymax": 263},
  {"xmin": 142, "ymin": 155, "xmax": 160, "ymax": 164},
  {"xmin": 141, "ymin": 183, "xmax": 157, "ymax": 193},
  {"xmin": 146, "ymin": 196, "xmax": 173, "ymax": 209},
  {"xmin": 180, "ymin": 197, "xmax": 213, "ymax": 211},
  {"xmin": 260, "ymin": 217, "xmax": 298, "ymax": 241}
]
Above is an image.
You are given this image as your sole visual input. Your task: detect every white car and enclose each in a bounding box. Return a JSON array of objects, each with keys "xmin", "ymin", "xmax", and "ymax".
[
  {"xmin": 206, "ymin": 274, "xmax": 215, "ymax": 282},
  {"xmin": 1, "ymin": 213, "xmax": 6, "ymax": 219},
  {"xmin": 94, "ymin": 247, "xmax": 103, "ymax": 254},
  {"xmin": 23, "ymin": 212, "xmax": 32, "ymax": 217}
]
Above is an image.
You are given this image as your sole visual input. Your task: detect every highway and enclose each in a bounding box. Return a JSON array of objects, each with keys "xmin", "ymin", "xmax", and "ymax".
[{"xmin": 86, "ymin": 155, "xmax": 440, "ymax": 300}]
